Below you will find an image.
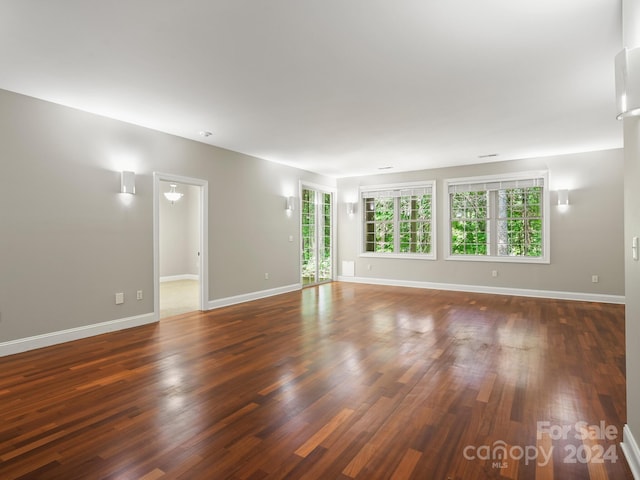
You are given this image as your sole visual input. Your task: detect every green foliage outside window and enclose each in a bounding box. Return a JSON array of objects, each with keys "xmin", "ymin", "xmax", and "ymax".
[
  {"xmin": 320, "ymin": 193, "xmax": 332, "ymax": 280},
  {"xmin": 450, "ymin": 186, "xmax": 543, "ymax": 257},
  {"xmin": 450, "ymin": 191, "xmax": 488, "ymax": 255},
  {"xmin": 302, "ymin": 189, "xmax": 332, "ymax": 283},
  {"xmin": 497, "ymin": 187, "xmax": 542, "ymax": 257},
  {"xmin": 364, "ymin": 194, "xmax": 432, "ymax": 254},
  {"xmin": 399, "ymin": 195, "xmax": 432, "ymax": 253},
  {"xmin": 365, "ymin": 197, "xmax": 394, "ymax": 252},
  {"xmin": 301, "ymin": 189, "xmax": 315, "ymax": 280}
]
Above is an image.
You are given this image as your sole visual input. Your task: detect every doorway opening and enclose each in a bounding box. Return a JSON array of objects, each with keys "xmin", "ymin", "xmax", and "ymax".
[
  {"xmin": 301, "ymin": 183, "xmax": 336, "ymax": 286},
  {"xmin": 153, "ymin": 173, "xmax": 208, "ymax": 319}
]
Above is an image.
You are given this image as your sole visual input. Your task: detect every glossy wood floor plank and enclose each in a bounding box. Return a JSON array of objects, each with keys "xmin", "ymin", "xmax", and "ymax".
[{"xmin": 0, "ymin": 282, "xmax": 631, "ymax": 479}]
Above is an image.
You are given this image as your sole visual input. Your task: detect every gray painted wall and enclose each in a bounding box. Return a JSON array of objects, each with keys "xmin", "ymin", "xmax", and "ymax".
[
  {"xmin": 0, "ymin": 89, "xmax": 628, "ymax": 386},
  {"xmin": 159, "ymin": 182, "xmax": 200, "ymax": 278},
  {"xmin": 337, "ymin": 150, "xmax": 625, "ymax": 296},
  {"xmin": 0, "ymin": 85, "xmax": 634, "ymax": 462},
  {"xmin": 0, "ymin": 89, "xmax": 334, "ymax": 342}
]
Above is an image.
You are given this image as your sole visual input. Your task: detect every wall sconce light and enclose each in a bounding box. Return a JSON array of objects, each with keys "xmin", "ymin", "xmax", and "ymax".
[
  {"xmin": 346, "ymin": 202, "xmax": 355, "ymax": 216},
  {"xmin": 557, "ymin": 189, "xmax": 569, "ymax": 206},
  {"xmin": 616, "ymin": 47, "xmax": 640, "ymax": 119},
  {"xmin": 285, "ymin": 196, "xmax": 295, "ymax": 212},
  {"xmin": 164, "ymin": 184, "xmax": 184, "ymax": 204},
  {"xmin": 121, "ymin": 171, "xmax": 135, "ymax": 194}
]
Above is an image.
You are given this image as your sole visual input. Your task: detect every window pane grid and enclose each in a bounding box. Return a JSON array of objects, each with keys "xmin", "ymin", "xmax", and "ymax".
[
  {"xmin": 301, "ymin": 189, "xmax": 316, "ymax": 281},
  {"xmin": 363, "ymin": 189, "xmax": 433, "ymax": 255},
  {"xmin": 399, "ymin": 220, "xmax": 431, "ymax": 253},
  {"xmin": 450, "ymin": 191, "xmax": 488, "ymax": 255},
  {"xmin": 497, "ymin": 187, "xmax": 542, "ymax": 257},
  {"xmin": 302, "ymin": 188, "xmax": 333, "ymax": 284},
  {"xmin": 319, "ymin": 192, "xmax": 332, "ymax": 280},
  {"xmin": 449, "ymin": 179, "xmax": 544, "ymax": 259}
]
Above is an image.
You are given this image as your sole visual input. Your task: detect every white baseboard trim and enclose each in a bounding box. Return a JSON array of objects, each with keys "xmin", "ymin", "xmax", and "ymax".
[
  {"xmin": 622, "ymin": 425, "xmax": 640, "ymax": 479},
  {"xmin": 0, "ymin": 313, "xmax": 157, "ymax": 358},
  {"xmin": 160, "ymin": 274, "xmax": 200, "ymax": 283},
  {"xmin": 336, "ymin": 276, "xmax": 625, "ymax": 304},
  {"xmin": 2, "ymin": 283, "xmax": 301, "ymax": 358},
  {"xmin": 208, "ymin": 283, "xmax": 302, "ymax": 310}
]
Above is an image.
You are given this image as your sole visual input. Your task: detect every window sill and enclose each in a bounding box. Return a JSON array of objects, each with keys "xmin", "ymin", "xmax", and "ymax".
[
  {"xmin": 445, "ymin": 254, "xmax": 550, "ymax": 264},
  {"xmin": 359, "ymin": 252, "xmax": 437, "ymax": 261}
]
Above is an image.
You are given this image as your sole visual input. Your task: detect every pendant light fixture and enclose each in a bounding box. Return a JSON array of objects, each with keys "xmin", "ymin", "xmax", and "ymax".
[{"xmin": 164, "ymin": 184, "xmax": 183, "ymax": 204}]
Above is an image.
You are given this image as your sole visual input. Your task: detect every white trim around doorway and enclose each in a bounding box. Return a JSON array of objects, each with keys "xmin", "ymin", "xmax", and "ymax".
[
  {"xmin": 299, "ymin": 181, "xmax": 338, "ymax": 286},
  {"xmin": 153, "ymin": 172, "xmax": 209, "ymax": 319}
]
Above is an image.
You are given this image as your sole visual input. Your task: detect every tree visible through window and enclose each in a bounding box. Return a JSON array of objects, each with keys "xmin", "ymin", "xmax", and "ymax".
[
  {"xmin": 364, "ymin": 197, "xmax": 394, "ymax": 253},
  {"xmin": 399, "ymin": 195, "xmax": 432, "ymax": 253},
  {"xmin": 447, "ymin": 174, "xmax": 547, "ymax": 261},
  {"xmin": 450, "ymin": 191, "xmax": 488, "ymax": 255},
  {"xmin": 362, "ymin": 183, "xmax": 434, "ymax": 256},
  {"xmin": 302, "ymin": 188, "xmax": 333, "ymax": 285},
  {"xmin": 497, "ymin": 187, "xmax": 542, "ymax": 256}
]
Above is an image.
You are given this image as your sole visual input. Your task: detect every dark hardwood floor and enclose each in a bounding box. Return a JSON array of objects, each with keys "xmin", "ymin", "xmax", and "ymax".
[{"xmin": 0, "ymin": 282, "xmax": 631, "ymax": 479}]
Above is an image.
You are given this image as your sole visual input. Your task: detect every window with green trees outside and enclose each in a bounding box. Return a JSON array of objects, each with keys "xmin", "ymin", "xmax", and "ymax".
[
  {"xmin": 302, "ymin": 188, "xmax": 332, "ymax": 285},
  {"xmin": 447, "ymin": 173, "xmax": 548, "ymax": 262},
  {"xmin": 362, "ymin": 183, "xmax": 434, "ymax": 257}
]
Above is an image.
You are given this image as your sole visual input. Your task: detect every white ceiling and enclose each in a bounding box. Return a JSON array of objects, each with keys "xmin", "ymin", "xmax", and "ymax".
[{"xmin": 0, "ymin": 0, "xmax": 623, "ymax": 177}]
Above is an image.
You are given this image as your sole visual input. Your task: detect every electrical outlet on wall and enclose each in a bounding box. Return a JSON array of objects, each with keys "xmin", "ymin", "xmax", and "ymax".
[
  {"xmin": 137, "ymin": 290, "xmax": 143, "ymax": 300},
  {"xmin": 115, "ymin": 292, "xmax": 124, "ymax": 305}
]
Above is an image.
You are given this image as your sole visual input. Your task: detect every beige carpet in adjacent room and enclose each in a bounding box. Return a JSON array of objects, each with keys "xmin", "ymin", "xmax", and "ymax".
[{"xmin": 160, "ymin": 279, "xmax": 200, "ymax": 318}]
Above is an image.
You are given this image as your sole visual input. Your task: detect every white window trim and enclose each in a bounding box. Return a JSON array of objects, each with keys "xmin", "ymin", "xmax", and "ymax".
[
  {"xmin": 358, "ymin": 180, "xmax": 437, "ymax": 260},
  {"xmin": 443, "ymin": 171, "xmax": 550, "ymax": 264}
]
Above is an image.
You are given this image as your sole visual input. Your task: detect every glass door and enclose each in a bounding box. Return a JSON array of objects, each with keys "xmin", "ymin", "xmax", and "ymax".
[{"xmin": 301, "ymin": 187, "xmax": 333, "ymax": 286}]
